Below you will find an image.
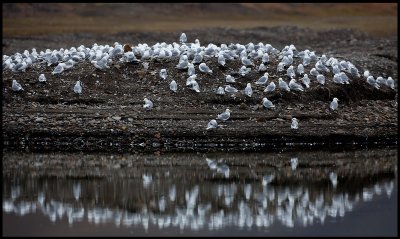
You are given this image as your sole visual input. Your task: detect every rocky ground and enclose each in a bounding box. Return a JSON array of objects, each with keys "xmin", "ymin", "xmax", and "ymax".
[
  {"xmin": 3, "ymin": 148, "xmax": 397, "ymax": 182},
  {"xmin": 2, "ymin": 26, "xmax": 398, "ymax": 152}
]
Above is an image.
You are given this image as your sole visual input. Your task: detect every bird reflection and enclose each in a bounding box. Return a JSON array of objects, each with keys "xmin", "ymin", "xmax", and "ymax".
[
  {"xmin": 205, "ymin": 158, "xmax": 230, "ymax": 178},
  {"xmin": 2, "ymin": 175, "xmax": 396, "ymax": 230}
]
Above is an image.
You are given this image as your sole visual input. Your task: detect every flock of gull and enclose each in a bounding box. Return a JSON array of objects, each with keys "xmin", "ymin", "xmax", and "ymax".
[{"xmin": 3, "ymin": 32, "xmax": 396, "ymax": 130}]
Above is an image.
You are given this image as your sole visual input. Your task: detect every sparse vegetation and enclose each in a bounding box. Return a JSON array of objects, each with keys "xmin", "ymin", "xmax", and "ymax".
[{"xmin": 2, "ymin": 3, "xmax": 397, "ymax": 37}]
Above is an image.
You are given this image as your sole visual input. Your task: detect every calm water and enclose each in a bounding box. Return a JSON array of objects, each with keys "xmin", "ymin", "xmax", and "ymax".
[{"xmin": 2, "ymin": 149, "xmax": 398, "ymax": 236}]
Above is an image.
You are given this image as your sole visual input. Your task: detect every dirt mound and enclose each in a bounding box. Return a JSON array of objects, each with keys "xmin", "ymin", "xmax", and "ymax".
[{"xmin": 2, "ymin": 27, "xmax": 397, "ymax": 152}]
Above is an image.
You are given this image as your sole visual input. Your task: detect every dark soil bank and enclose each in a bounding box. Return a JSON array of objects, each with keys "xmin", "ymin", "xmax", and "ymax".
[{"xmin": 2, "ymin": 27, "xmax": 398, "ymax": 152}]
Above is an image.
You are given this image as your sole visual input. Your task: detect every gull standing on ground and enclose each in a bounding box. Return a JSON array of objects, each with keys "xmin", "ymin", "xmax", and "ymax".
[
  {"xmin": 332, "ymin": 65, "xmax": 341, "ymax": 75},
  {"xmin": 241, "ymin": 57, "xmax": 253, "ymax": 66},
  {"xmin": 190, "ymin": 80, "xmax": 200, "ymax": 92},
  {"xmin": 330, "ymin": 97, "xmax": 339, "ymax": 111},
  {"xmin": 239, "ymin": 66, "xmax": 251, "ymax": 76},
  {"xmin": 122, "ymin": 51, "xmax": 139, "ymax": 63},
  {"xmin": 244, "ymin": 83, "xmax": 253, "ymax": 97},
  {"xmin": 258, "ymin": 63, "xmax": 267, "ymax": 72},
  {"xmin": 310, "ymin": 68, "xmax": 319, "ymax": 77},
  {"xmin": 350, "ymin": 65, "xmax": 360, "ymax": 78},
  {"xmin": 367, "ymin": 75, "xmax": 380, "ymax": 89},
  {"xmin": 301, "ymin": 74, "xmax": 310, "ymax": 88},
  {"xmin": 143, "ymin": 98, "xmax": 153, "ymax": 110},
  {"xmin": 297, "ymin": 64, "xmax": 304, "ymax": 75},
  {"xmin": 363, "ymin": 70, "xmax": 370, "ymax": 79},
  {"xmin": 52, "ymin": 63, "xmax": 66, "ymax": 75},
  {"xmin": 225, "ymin": 85, "xmax": 238, "ymax": 93},
  {"xmin": 46, "ymin": 53, "xmax": 58, "ymax": 66},
  {"xmin": 278, "ymin": 78, "xmax": 290, "ymax": 92},
  {"xmin": 262, "ymin": 53, "xmax": 269, "ymax": 63},
  {"xmin": 199, "ymin": 63, "xmax": 213, "ymax": 74},
  {"xmin": 12, "ymin": 79, "xmax": 23, "ymax": 92},
  {"xmin": 277, "ymin": 62, "xmax": 285, "ymax": 72},
  {"xmin": 262, "ymin": 97, "xmax": 275, "ymax": 109},
  {"xmin": 216, "ymin": 108, "xmax": 231, "ymax": 121},
  {"xmin": 291, "ymin": 118, "xmax": 298, "ymax": 130},
  {"xmin": 264, "ymin": 81, "xmax": 276, "ymax": 93},
  {"xmin": 192, "ymin": 53, "xmax": 203, "ymax": 64},
  {"xmin": 316, "ymin": 74, "xmax": 325, "ymax": 85},
  {"xmin": 287, "ymin": 65, "xmax": 295, "ymax": 78},
  {"xmin": 188, "ymin": 63, "xmax": 195, "ymax": 76},
  {"xmin": 302, "ymin": 54, "xmax": 311, "ymax": 66},
  {"xmin": 218, "ymin": 54, "xmax": 226, "ymax": 66},
  {"xmin": 282, "ymin": 55, "xmax": 293, "ymax": 66},
  {"xmin": 339, "ymin": 60, "xmax": 349, "ymax": 70},
  {"xmin": 180, "ymin": 33, "xmax": 187, "ymax": 43},
  {"xmin": 91, "ymin": 55, "xmax": 109, "ymax": 70},
  {"xmin": 13, "ymin": 61, "xmax": 28, "ymax": 72},
  {"xmin": 339, "ymin": 72, "xmax": 350, "ymax": 84},
  {"xmin": 38, "ymin": 74, "xmax": 47, "ymax": 82},
  {"xmin": 256, "ymin": 73, "xmax": 269, "ymax": 85},
  {"xmin": 74, "ymin": 80, "xmax": 82, "ymax": 94},
  {"xmin": 376, "ymin": 76, "xmax": 386, "ymax": 85},
  {"xmin": 186, "ymin": 74, "xmax": 197, "ymax": 86},
  {"xmin": 333, "ymin": 74, "xmax": 344, "ymax": 84},
  {"xmin": 169, "ymin": 80, "xmax": 177, "ymax": 92},
  {"xmin": 316, "ymin": 60, "xmax": 330, "ymax": 72},
  {"xmin": 159, "ymin": 69, "xmax": 167, "ymax": 80},
  {"xmin": 176, "ymin": 55, "xmax": 188, "ymax": 69},
  {"xmin": 64, "ymin": 59, "xmax": 75, "ymax": 70},
  {"xmin": 207, "ymin": 119, "xmax": 219, "ymax": 130},
  {"xmin": 289, "ymin": 79, "xmax": 304, "ymax": 92},
  {"xmin": 226, "ymin": 74, "xmax": 236, "ymax": 83},
  {"xmin": 216, "ymin": 86, "xmax": 225, "ymax": 95},
  {"xmin": 386, "ymin": 77, "xmax": 395, "ymax": 89}
]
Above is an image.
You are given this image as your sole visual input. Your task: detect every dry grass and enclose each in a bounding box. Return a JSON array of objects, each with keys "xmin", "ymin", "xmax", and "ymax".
[
  {"xmin": 3, "ymin": 15, "xmax": 397, "ymax": 37},
  {"xmin": 2, "ymin": 3, "xmax": 397, "ymax": 37}
]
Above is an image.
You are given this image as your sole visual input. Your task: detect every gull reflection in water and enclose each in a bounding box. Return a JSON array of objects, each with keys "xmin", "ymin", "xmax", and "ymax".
[
  {"xmin": 2, "ymin": 149, "xmax": 397, "ymax": 233},
  {"xmin": 3, "ymin": 177, "xmax": 395, "ymax": 231},
  {"xmin": 73, "ymin": 183, "xmax": 81, "ymax": 201},
  {"xmin": 206, "ymin": 158, "xmax": 230, "ymax": 178}
]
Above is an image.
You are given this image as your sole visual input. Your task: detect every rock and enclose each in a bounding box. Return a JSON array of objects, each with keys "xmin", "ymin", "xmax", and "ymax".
[
  {"xmin": 112, "ymin": 116, "xmax": 122, "ymax": 121},
  {"xmin": 273, "ymin": 118, "xmax": 285, "ymax": 122},
  {"xmin": 249, "ymin": 104, "xmax": 259, "ymax": 111},
  {"xmin": 239, "ymin": 103, "xmax": 247, "ymax": 110},
  {"xmin": 35, "ymin": 117, "xmax": 44, "ymax": 123}
]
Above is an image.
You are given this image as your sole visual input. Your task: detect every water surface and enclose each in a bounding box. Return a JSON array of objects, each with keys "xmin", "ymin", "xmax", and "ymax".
[{"xmin": 2, "ymin": 149, "xmax": 397, "ymax": 236}]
